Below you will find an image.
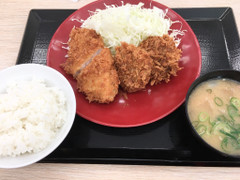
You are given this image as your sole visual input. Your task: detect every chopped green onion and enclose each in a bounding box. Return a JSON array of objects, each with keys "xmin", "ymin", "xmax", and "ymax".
[
  {"xmin": 230, "ymin": 130, "xmax": 240, "ymax": 135},
  {"xmin": 214, "ymin": 97, "xmax": 223, "ymax": 106},
  {"xmin": 198, "ymin": 112, "xmax": 210, "ymax": 122},
  {"xmin": 221, "ymin": 137, "xmax": 229, "ymax": 152},
  {"xmin": 196, "ymin": 125, "xmax": 207, "ymax": 136},
  {"xmin": 230, "ymin": 97, "xmax": 240, "ymax": 109},
  {"xmin": 221, "ymin": 136, "xmax": 240, "ymax": 152},
  {"xmin": 192, "ymin": 121, "xmax": 199, "ymax": 128},
  {"xmin": 232, "ymin": 123, "xmax": 240, "ymax": 131},
  {"xmin": 219, "ymin": 129, "xmax": 237, "ymax": 140},
  {"xmin": 216, "ymin": 115, "xmax": 228, "ymax": 122},
  {"xmin": 210, "ymin": 121, "xmax": 220, "ymax": 133},
  {"xmin": 206, "ymin": 89, "xmax": 212, "ymax": 94},
  {"xmin": 235, "ymin": 144, "xmax": 240, "ymax": 149},
  {"xmin": 211, "ymin": 121, "xmax": 230, "ymax": 134},
  {"xmin": 209, "ymin": 118, "xmax": 216, "ymax": 126},
  {"xmin": 237, "ymin": 136, "xmax": 240, "ymax": 144},
  {"xmin": 227, "ymin": 119, "xmax": 235, "ymax": 127},
  {"xmin": 227, "ymin": 104, "xmax": 239, "ymax": 121}
]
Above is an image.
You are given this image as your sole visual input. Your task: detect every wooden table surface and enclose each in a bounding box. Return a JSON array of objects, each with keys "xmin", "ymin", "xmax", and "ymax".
[{"xmin": 1, "ymin": 0, "xmax": 240, "ymax": 179}]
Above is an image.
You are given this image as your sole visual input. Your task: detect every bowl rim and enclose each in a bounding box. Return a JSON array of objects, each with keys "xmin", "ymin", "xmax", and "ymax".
[
  {"xmin": 185, "ymin": 69, "xmax": 240, "ymax": 159},
  {"xmin": 0, "ymin": 63, "xmax": 76, "ymax": 168}
]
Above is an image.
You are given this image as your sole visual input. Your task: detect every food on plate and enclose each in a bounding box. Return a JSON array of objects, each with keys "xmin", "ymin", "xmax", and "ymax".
[
  {"xmin": 61, "ymin": 3, "xmax": 185, "ymax": 103},
  {"xmin": 139, "ymin": 35, "xmax": 182, "ymax": 85},
  {"xmin": 61, "ymin": 27, "xmax": 120, "ymax": 103},
  {"xmin": 76, "ymin": 48, "xmax": 120, "ymax": 103},
  {"xmin": 187, "ymin": 78, "xmax": 240, "ymax": 155},
  {"xmin": 81, "ymin": 3, "xmax": 184, "ymax": 53},
  {"xmin": 0, "ymin": 78, "xmax": 67, "ymax": 157},
  {"xmin": 61, "ymin": 28, "xmax": 104, "ymax": 77},
  {"xmin": 114, "ymin": 42, "xmax": 153, "ymax": 93}
]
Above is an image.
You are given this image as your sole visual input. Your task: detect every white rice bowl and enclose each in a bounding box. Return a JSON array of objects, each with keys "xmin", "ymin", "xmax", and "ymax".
[{"xmin": 0, "ymin": 64, "xmax": 76, "ymax": 168}]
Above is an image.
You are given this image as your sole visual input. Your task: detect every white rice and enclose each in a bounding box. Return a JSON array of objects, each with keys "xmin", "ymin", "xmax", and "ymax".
[{"xmin": 0, "ymin": 78, "xmax": 67, "ymax": 157}]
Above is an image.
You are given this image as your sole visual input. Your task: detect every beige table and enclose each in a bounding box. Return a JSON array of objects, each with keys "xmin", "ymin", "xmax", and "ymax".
[{"xmin": 1, "ymin": 0, "xmax": 240, "ymax": 179}]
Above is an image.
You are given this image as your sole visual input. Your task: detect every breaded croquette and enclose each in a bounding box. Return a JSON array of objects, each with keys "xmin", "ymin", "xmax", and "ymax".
[
  {"xmin": 61, "ymin": 27, "xmax": 182, "ymax": 103},
  {"xmin": 76, "ymin": 48, "xmax": 119, "ymax": 103},
  {"xmin": 114, "ymin": 42, "xmax": 153, "ymax": 93},
  {"xmin": 61, "ymin": 27, "xmax": 104, "ymax": 77},
  {"xmin": 139, "ymin": 35, "xmax": 182, "ymax": 85},
  {"xmin": 61, "ymin": 28, "xmax": 119, "ymax": 103}
]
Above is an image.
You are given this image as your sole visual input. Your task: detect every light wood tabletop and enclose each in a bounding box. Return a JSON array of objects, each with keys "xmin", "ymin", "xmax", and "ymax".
[{"xmin": 1, "ymin": 0, "xmax": 240, "ymax": 179}]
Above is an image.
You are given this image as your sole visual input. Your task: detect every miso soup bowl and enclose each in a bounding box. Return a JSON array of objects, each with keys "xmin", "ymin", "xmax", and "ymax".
[{"xmin": 185, "ymin": 69, "xmax": 240, "ymax": 159}]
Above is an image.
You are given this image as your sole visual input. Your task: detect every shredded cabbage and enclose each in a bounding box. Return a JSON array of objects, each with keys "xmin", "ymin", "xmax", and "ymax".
[{"xmin": 80, "ymin": 3, "xmax": 184, "ymax": 53}]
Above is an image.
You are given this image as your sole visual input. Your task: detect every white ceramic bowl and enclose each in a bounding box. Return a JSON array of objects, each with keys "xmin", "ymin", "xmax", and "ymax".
[{"xmin": 0, "ymin": 64, "xmax": 76, "ymax": 168}]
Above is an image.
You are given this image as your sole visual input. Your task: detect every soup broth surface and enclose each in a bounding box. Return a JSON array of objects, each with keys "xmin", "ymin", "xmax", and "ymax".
[{"xmin": 188, "ymin": 78, "xmax": 240, "ymax": 155}]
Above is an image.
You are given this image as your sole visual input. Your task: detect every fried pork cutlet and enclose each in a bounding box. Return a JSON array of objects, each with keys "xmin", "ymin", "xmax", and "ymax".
[
  {"xmin": 114, "ymin": 42, "xmax": 153, "ymax": 93},
  {"xmin": 61, "ymin": 27, "xmax": 104, "ymax": 77},
  {"xmin": 76, "ymin": 48, "xmax": 119, "ymax": 103},
  {"xmin": 61, "ymin": 27, "xmax": 119, "ymax": 103},
  {"xmin": 139, "ymin": 35, "xmax": 182, "ymax": 85}
]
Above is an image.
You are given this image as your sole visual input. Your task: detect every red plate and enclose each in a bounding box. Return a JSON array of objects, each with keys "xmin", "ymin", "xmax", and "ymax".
[{"xmin": 47, "ymin": 0, "xmax": 201, "ymax": 127}]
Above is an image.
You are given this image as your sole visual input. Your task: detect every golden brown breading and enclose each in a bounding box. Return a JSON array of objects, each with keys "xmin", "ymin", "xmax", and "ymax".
[
  {"xmin": 114, "ymin": 42, "xmax": 153, "ymax": 93},
  {"xmin": 61, "ymin": 28, "xmax": 119, "ymax": 103},
  {"xmin": 61, "ymin": 27, "xmax": 104, "ymax": 77},
  {"xmin": 76, "ymin": 48, "xmax": 119, "ymax": 103},
  {"xmin": 139, "ymin": 35, "xmax": 182, "ymax": 85}
]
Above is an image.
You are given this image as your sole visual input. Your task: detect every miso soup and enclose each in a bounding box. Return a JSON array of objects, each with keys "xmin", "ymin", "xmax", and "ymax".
[{"xmin": 187, "ymin": 78, "xmax": 240, "ymax": 156}]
